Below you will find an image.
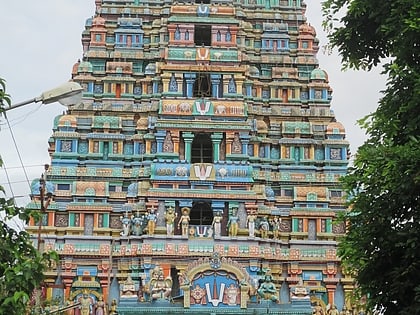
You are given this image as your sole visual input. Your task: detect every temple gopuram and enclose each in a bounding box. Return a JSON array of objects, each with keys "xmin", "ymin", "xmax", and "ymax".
[{"xmin": 26, "ymin": 0, "xmax": 355, "ymax": 314}]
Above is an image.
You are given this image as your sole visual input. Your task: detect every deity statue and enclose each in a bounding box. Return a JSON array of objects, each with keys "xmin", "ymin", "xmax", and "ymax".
[
  {"xmin": 78, "ymin": 290, "xmax": 93, "ymax": 315},
  {"xmin": 227, "ymin": 207, "xmax": 239, "ymax": 237},
  {"xmin": 109, "ymin": 299, "xmax": 117, "ymax": 315},
  {"xmin": 257, "ymin": 274, "xmax": 278, "ymax": 303},
  {"xmin": 259, "ymin": 217, "xmax": 270, "ymax": 238},
  {"xmin": 247, "ymin": 213, "xmax": 257, "ymax": 237},
  {"xmin": 146, "ymin": 207, "xmax": 158, "ymax": 235},
  {"xmin": 120, "ymin": 212, "xmax": 131, "ymax": 236},
  {"xmin": 164, "ymin": 207, "xmax": 177, "ymax": 236},
  {"xmin": 223, "ymin": 283, "xmax": 240, "ymax": 306},
  {"xmin": 313, "ymin": 301, "xmax": 325, "ymax": 315},
  {"xmin": 120, "ymin": 275, "xmax": 137, "ymax": 298},
  {"xmin": 94, "ymin": 295, "xmax": 106, "ymax": 315},
  {"xmin": 131, "ymin": 211, "xmax": 145, "ymax": 236},
  {"xmin": 211, "ymin": 211, "xmax": 223, "ymax": 237},
  {"xmin": 328, "ymin": 304, "xmax": 340, "ymax": 315},
  {"xmin": 290, "ymin": 278, "xmax": 309, "ymax": 299},
  {"xmin": 271, "ymin": 216, "xmax": 281, "ymax": 239},
  {"xmin": 147, "ymin": 266, "xmax": 172, "ymax": 301},
  {"xmin": 177, "ymin": 207, "xmax": 190, "ymax": 237}
]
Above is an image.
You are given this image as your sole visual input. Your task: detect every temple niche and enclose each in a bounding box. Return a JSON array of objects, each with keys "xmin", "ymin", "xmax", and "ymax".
[{"xmin": 26, "ymin": 0, "xmax": 353, "ymax": 314}]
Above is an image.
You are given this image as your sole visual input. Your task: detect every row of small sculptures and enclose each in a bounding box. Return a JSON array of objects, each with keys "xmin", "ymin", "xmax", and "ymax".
[{"xmin": 120, "ymin": 207, "xmax": 285, "ymax": 239}]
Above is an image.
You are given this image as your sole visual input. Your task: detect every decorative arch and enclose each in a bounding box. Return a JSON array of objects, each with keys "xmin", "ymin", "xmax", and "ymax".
[{"xmin": 179, "ymin": 253, "xmax": 250, "ymax": 309}]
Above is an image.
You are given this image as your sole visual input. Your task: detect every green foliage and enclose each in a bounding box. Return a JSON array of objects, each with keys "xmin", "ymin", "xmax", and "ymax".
[
  {"xmin": 323, "ymin": 0, "xmax": 420, "ymax": 314},
  {"xmin": 322, "ymin": 0, "xmax": 419, "ymax": 70},
  {"xmin": 0, "ymin": 78, "xmax": 57, "ymax": 314}
]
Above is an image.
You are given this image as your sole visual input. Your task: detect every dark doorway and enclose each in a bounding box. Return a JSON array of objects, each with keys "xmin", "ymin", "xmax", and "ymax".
[
  {"xmin": 190, "ymin": 201, "xmax": 213, "ymax": 226},
  {"xmin": 191, "ymin": 133, "xmax": 213, "ymax": 163},
  {"xmin": 194, "ymin": 25, "xmax": 211, "ymax": 46}
]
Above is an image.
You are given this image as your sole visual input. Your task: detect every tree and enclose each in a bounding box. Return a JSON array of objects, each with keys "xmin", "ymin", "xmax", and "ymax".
[
  {"xmin": 0, "ymin": 78, "xmax": 56, "ymax": 314},
  {"xmin": 322, "ymin": 1, "xmax": 420, "ymax": 314}
]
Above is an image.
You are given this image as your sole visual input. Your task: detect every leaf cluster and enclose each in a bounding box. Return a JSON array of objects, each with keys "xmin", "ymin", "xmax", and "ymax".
[{"xmin": 322, "ymin": 0, "xmax": 420, "ymax": 314}]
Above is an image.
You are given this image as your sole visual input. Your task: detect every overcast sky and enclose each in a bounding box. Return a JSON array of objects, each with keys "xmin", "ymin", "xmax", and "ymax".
[{"xmin": 0, "ymin": 1, "xmax": 386, "ymax": 206}]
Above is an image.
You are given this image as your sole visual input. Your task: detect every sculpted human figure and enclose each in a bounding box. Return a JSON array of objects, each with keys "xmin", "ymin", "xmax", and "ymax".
[
  {"xmin": 290, "ymin": 278, "xmax": 309, "ymax": 299},
  {"xmin": 165, "ymin": 207, "xmax": 177, "ymax": 236},
  {"xmin": 79, "ymin": 290, "xmax": 93, "ymax": 315},
  {"xmin": 148, "ymin": 266, "xmax": 172, "ymax": 301},
  {"xmin": 120, "ymin": 275, "xmax": 137, "ymax": 297},
  {"xmin": 109, "ymin": 299, "xmax": 117, "ymax": 315},
  {"xmin": 120, "ymin": 212, "xmax": 131, "ymax": 236},
  {"xmin": 313, "ymin": 301, "xmax": 325, "ymax": 315},
  {"xmin": 257, "ymin": 274, "xmax": 278, "ymax": 303},
  {"xmin": 177, "ymin": 207, "xmax": 190, "ymax": 236},
  {"xmin": 146, "ymin": 207, "xmax": 158, "ymax": 235},
  {"xmin": 131, "ymin": 211, "xmax": 145, "ymax": 236},
  {"xmin": 259, "ymin": 217, "xmax": 270, "ymax": 238},
  {"xmin": 227, "ymin": 208, "xmax": 239, "ymax": 237},
  {"xmin": 94, "ymin": 295, "xmax": 106, "ymax": 315},
  {"xmin": 247, "ymin": 213, "xmax": 257, "ymax": 237},
  {"xmin": 272, "ymin": 216, "xmax": 281, "ymax": 239},
  {"xmin": 328, "ymin": 304, "xmax": 340, "ymax": 315},
  {"xmin": 212, "ymin": 211, "xmax": 223, "ymax": 237}
]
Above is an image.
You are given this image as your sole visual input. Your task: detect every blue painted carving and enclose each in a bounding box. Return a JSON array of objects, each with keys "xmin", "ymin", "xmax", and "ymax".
[
  {"xmin": 169, "ymin": 73, "xmax": 178, "ymax": 92},
  {"xmin": 197, "ymin": 4, "xmax": 210, "ymax": 17}
]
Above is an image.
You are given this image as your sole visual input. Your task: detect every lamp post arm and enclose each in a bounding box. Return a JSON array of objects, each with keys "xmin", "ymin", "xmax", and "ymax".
[{"xmin": 3, "ymin": 97, "xmax": 39, "ymax": 112}]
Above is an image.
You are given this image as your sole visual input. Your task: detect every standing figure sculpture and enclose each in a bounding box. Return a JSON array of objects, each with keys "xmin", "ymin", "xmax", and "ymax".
[
  {"xmin": 120, "ymin": 212, "xmax": 131, "ymax": 236},
  {"xmin": 94, "ymin": 295, "xmax": 106, "ymax": 315},
  {"xmin": 177, "ymin": 207, "xmax": 190, "ymax": 237},
  {"xmin": 259, "ymin": 217, "xmax": 270, "ymax": 238},
  {"xmin": 146, "ymin": 207, "xmax": 158, "ymax": 235},
  {"xmin": 328, "ymin": 304, "xmax": 340, "ymax": 315},
  {"xmin": 109, "ymin": 299, "xmax": 117, "ymax": 315},
  {"xmin": 227, "ymin": 208, "xmax": 239, "ymax": 237},
  {"xmin": 79, "ymin": 290, "xmax": 93, "ymax": 315},
  {"xmin": 247, "ymin": 213, "xmax": 257, "ymax": 237},
  {"xmin": 212, "ymin": 211, "xmax": 223, "ymax": 237},
  {"xmin": 271, "ymin": 216, "xmax": 281, "ymax": 239},
  {"xmin": 165, "ymin": 207, "xmax": 177, "ymax": 236}
]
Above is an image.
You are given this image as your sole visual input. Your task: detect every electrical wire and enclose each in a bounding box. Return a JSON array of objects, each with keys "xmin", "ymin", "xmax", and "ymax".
[{"xmin": 1, "ymin": 113, "xmax": 32, "ymax": 203}]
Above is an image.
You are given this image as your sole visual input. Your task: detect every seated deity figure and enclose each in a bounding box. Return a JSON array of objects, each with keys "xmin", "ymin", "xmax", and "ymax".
[
  {"xmin": 257, "ymin": 274, "xmax": 278, "ymax": 303},
  {"xmin": 290, "ymin": 278, "xmax": 309, "ymax": 299},
  {"xmin": 147, "ymin": 266, "xmax": 172, "ymax": 301},
  {"xmin": 120, "ymin": 275, "xmax": 137, "ymax": 298}
]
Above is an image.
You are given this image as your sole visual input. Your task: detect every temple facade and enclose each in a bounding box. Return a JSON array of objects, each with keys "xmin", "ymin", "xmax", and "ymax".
[{"xmin": 26, "ymin": 0, "xmax": 354, "ymax": 314}]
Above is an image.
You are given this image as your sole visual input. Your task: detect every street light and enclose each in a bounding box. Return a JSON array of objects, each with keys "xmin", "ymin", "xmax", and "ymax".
[{"xmin": 3, "ymin": 81, "xmax": 83, "ymax": 111}]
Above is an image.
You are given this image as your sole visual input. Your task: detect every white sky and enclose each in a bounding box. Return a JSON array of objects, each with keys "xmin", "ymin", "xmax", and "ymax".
[{"xmin": 0, "ymin": 1, "xmax": 386, "ymax": 206}]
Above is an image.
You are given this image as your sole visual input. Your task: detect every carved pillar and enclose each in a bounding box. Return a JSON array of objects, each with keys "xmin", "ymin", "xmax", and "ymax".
[
  {"xmin": 184, "ymin": 73, "xmax": 196, "ymax": 98},
  {"xmin": 210, "ymin": 74, "xmax": 221, "ymax": 98},
  {"xmin": 225, "ymin": 132, "xmax": 234, "ymax": 155},
  {"xmin": 155, "ymin": 130, "xmax": 166, "ymax": 153},
  {"xmin": 182, "ymin": 132, "xmax": 194, "ymax": 162},
  {"xmin": 171, "ymin": 130, "xmax": 180, "ymax": 154},
  {"xmin": 211, "ymin": 132, "xmax": 223, "ymax": 161}
]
